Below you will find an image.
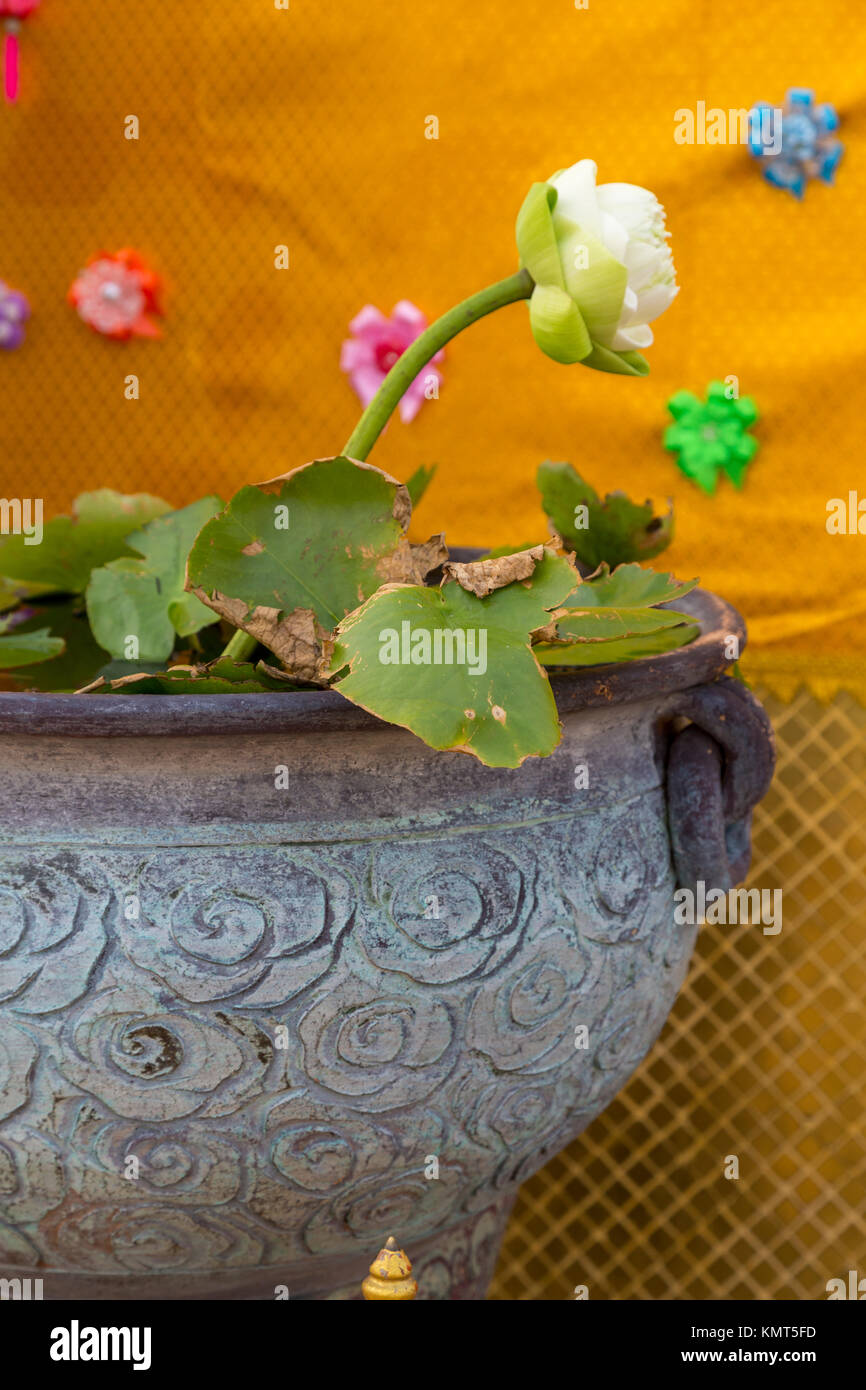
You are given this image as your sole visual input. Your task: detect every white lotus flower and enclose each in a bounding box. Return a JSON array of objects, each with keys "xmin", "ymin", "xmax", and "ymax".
[{"xmin": 516, "ymin": 158, "xmax": 678, "ymax": 374}]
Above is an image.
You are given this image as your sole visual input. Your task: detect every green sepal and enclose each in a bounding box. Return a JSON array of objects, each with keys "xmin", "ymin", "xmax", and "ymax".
[
  {"xmin": 528, "ymin": 284, "xmax": 592, "ymax": 365},
  {"xmin": 578, "ymin": 343, "xmax": 650, "ymax": 377},
  {"xmin": 515, "ymin": 182, "xmax": 564, "ymax": 289}
]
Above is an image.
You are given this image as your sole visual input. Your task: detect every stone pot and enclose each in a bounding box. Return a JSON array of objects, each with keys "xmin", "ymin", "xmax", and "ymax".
[{"xmin": 0, "ymin": 582, "xmax": 774, "ymax": 1300}]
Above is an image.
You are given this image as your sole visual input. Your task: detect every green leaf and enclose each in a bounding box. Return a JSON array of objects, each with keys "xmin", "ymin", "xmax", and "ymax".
[
  {"xmin": 565, "ymin": 562, "xmax": 698, "ymax": 610},
  {"xmin": 0, "ymin": 613, "xmax": 65, "ymax": 669},
  {"xmin": 535, "ymin": 561, "xmax": 700, "ymax": 668},
  {"xmin": 482, "ymin": 543, "xmax": 543, "ymax": 560},
  {"xmin": 79, "ymin": 657, "xmax": 302, "ymax": 696},
  {"xmin": 406, "ymin": 464, "xmax": 437, "ymax": 509},
  {"xmin": 330, "ymin": 549, "xmax": 578, "ymax": 768},
  {"xmin": 535, "ymin": 622, "xmax": 698, "ymax": 666},
  {"xmin": 537, "ymin": 462, "xmax": 673, "ymax": 568},
  {"xmin": 0, "ymin": 490, "xmax": 172, "ymax": 594},
  {"xmin": 0, "ymin": 600, "xmax": 109, "ymax": 690},
  {"xmin": 185, "ymin": 457, "xmax": 445, "ymax": 680},
  {"xmin": 553, "ymin": 606, "xmax": 696, "ymax": 642},
  {"xmin": 86, "ymin": 496, "xmax": 223, "ymax": 662},
  {"xmin": 86, "ymin": 560, "xmax": 176, "ymax": 663},
  {"xmin": 0, "ymin": 575, "xmax": 57, "ymax": 614}
]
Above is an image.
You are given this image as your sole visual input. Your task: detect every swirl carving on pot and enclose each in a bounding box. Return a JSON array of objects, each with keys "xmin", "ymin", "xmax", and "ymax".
[
  {"xmin": 0, "ymin": 1130, "xmax": 65, "ymax": 1226},
  {"xmin": 450, "ymin": 1058, "xmax": 594, "ymax": 1206},
  {"xmin": 0, "ymin": 1216, "xmax": 42, "ymax": 1269},
  {"xmin": 259, "ymin": 1093, "xmax": 402, "ymax": 1195},
  {"xmin": 0, "ymin": 856, "xmax": 108, "ymax": 1015},
  {"xmin": 65, "ymin": 1111, "xmax": 251, "ymax": 1207},
  {"xmin": 123, "ymin": 849, "xmax": 354, "ymax": 1007},
  {"xmin": 298, "ymin": 977, "xmax": 455, "ymax": 1112},
  {"xmin": 556, "ymin": 795, "xmax": 673, "ymax": 945},
  {"xmin": 0, "ymin": 1018, "xmax": 37, "ymax": 1124},
  {"xmin": 56, "ymin": 986, "xmax": 271, "ymax": 1121},
  {"xmin": 39, "ymin": 1202, "xmax": 268, "ymax": 1274},
  {"xmin": 450, "ymin": 1059, "xmax": 561, "ymax": 1151},
  {"xmin": 466, "ymin": 922, "xmax": 602, "ymax": 1074},
  {"xmin": 589, "ymin": 967, "xmax": 673, "ymax": 1103},
  {"xmin": 303, "ymin": 1162, "xmax": 466, "ymax": 1254},
  {"xmin": 408, "ymin": 1199, "xmax": 511, "ymax": 1300},
  {"xmin": 248, "ymin": 1092, "xmax": 448, "ymax": 1236},
  {"xmin": 361, "ymin": 839, "xmax": 533, "ymax": 984}
]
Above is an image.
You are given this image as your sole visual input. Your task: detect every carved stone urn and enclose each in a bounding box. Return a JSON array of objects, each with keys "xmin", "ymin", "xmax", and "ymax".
[{"xmin": 0, "ymin": 583, "xmax": 774, "ymax": 1300}]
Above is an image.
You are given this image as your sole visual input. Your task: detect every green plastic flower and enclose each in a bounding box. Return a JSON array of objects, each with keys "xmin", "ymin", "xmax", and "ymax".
[
  {"xmin": 663, "ymin": 382, "xmax": 759, "ymax": 494},
  {"xmin": 515, "ymin": 158, "xmax": 678, "ymax": 375}
]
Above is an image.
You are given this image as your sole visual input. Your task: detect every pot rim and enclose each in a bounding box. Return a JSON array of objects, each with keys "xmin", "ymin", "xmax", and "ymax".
[{"xmin": 0, "ymin": 585, "xmax": 745, "ymax": 737}]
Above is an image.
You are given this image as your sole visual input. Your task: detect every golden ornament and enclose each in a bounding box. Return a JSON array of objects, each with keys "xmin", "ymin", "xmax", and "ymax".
[{"xmin": 361, "ymin": 1236, "xmax": 418, "ymax": 1300}]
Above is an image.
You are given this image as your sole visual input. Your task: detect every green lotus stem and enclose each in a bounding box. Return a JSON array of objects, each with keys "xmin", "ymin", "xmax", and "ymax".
[
  {"xmin": 342, "ymin": 267, "xmax": 535, "ymax": 461},
  {"xmin": 223, "ymin": 628, "xmax": 257, "ymax": 662}
]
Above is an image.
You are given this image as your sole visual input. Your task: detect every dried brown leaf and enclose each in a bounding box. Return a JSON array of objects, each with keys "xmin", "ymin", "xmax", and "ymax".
[
  {"xmin": 378, "ymin": 533, "xmax": 448, "ymax": 586},
  {"xmin": 190, "ymin": 589, "xmax": 334, "ymax": 683},
  {"xmin": 442, "ymin": 545, "xmax": 547, "ymax": 598}
]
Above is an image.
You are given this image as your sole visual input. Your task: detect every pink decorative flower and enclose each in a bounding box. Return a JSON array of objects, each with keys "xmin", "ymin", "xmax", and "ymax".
[
  {"xmin": 1, "ymin": 0, "xmax": 39, "ymax": 104},
  {"xmin": 68, "ymin": 249, "xmax": 162, "ymax": 341},
  {"xmin": 340, "ymin": 300, "xmax": 443, "ymax": 423}
]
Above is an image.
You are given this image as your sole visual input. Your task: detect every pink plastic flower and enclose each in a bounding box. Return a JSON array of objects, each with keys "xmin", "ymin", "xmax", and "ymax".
[
  {"xmin": 340, "ymin": 300, "xmax": 443, "ymax": 423},
  {"xmin": 68, "ymin": 249, "xmax": 162, "ymax": 341},
  {"xmin": 2, "ymin": 0, "xmax": 39, "ymax": 104}
]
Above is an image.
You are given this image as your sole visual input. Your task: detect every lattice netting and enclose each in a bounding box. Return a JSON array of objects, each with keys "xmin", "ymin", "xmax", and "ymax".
[{"xmin": 490, "ymin": 685, "xmax": 866, "ymax": 1300}]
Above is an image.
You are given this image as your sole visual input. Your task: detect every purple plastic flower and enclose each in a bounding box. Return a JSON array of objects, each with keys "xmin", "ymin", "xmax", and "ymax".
[
  {"xmin": 341, "ymin": 300, "xmax": 443, "ymax": 423},
  {"xmin": 0, "ymin": 279, "xmax": 29, "ymax": 350}
]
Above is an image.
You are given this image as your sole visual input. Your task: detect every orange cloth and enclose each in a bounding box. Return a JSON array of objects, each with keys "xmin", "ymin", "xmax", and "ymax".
[{"xmin": 1, "ymin": 0, "xmax": 864, "ymax": 695}]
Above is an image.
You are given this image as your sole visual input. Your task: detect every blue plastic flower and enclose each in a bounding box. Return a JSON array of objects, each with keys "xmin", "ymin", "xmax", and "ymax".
[{"xmin": 748, "ymin": 89, "xmax": 843, "ymax": 198}]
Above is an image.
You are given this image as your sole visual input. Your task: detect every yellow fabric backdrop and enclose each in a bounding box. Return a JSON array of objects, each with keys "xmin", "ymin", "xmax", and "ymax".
[{"xmin": 1, "ymin": 0, "xmax": 864, "ymax": 693}]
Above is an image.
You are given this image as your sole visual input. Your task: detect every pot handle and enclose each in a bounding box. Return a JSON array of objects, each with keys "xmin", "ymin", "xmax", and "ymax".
[{"xmin": 664, "ymin": 675, "xmax": 776, "ymax": 895}]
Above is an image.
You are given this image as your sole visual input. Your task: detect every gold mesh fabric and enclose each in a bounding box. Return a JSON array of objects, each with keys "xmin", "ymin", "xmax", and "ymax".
[
  {"xmin": 490, "ymin": 684, "xmax": 866, "ymax": 1300},
  {"xmin": 2, "ymin": 0, "xmax": 865, "ymax": 680}
]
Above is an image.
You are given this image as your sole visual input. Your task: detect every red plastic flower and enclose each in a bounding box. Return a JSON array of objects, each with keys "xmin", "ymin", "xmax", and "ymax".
[
  {"xmin": 0, "ymin": 2, "xmax": 41, "ymax": 18},
  {"xmin": 68, "ymin": 249, "xmax": 163, "ymax": 341}
]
